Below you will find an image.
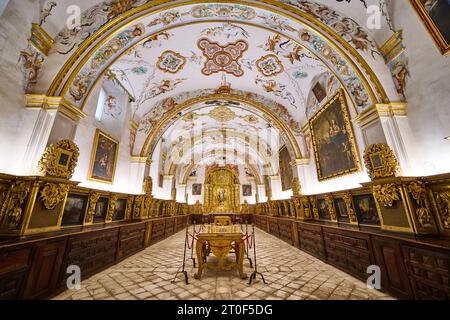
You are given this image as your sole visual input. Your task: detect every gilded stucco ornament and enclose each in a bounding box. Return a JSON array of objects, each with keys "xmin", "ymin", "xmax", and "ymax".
[
  {"xmin": 125, "ymin": 196, "xmax": 134, "ymax": 220},
  {"xmin": 435, "ymin": 191, "xmax": 450, "ymax": 229},
  {"xmin": 133, "ymin": 196, "xmax": 144, "ymax": 218},
  {"xmin": 40, "ymin": 183, "xmax": 70, "ymax": 210},
  {"xmin": 343, "ymin": 192, "xmax": 357, "ymax": 223},
  {"xmin": 85, "ymin": 192, "xmax": 100, "ymax": 224},
  {"xmin": 364, "ymin": 144, "xmax": 399, "ymax": 180},
  {"xmin": 106, "ymin": 194, "xmax": 119, "ymax": 222},
  {"xmin": 292, "ymin": 177, "xmax": 301, "ymax": 196},
  {"xmin": 373, "ymin": 184, "xmax": 400, "ymax": 207},
  {"xmin": 302, "ymin": 197, "xmax": 311, "ymax": 218},
  {"xmin": 0, "ymin": 181, "xmax": 31, "ymax": 229},
  {"xmin": 38, "ymin": 140, "xmax": 79, "ymax": 179},
  {"xmin": 310, "ymin": 197, "xmax": 319, "ymax": 219},
  {"xmin": 325, "ymin": 195, "xmax": 337, "ymax": 221},
  {"xmin": 143, "ymin": 177, "xmax": 153, "ymax": 196},
  {"xmin": 408, "ymin": 182, "xmax": 432, "ymax": 228}
]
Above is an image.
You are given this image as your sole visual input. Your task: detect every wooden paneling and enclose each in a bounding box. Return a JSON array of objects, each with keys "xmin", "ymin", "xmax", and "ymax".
[
  {"xmin": 116, "ymin": 224, "xmax": 146, "ymax": 261},
  {"xmin": 403, "ymin": 245, "xmax": 450, "ymax": 300},
  {"xmin": 297, "ymin": 223, "xmax": 326, "ymax": 260},
  {"xmin": 268, "ymin": 217, "xmax": 280, "ymax": 238},
  {"xmin": 61, "ymin": 228, "xmax": 119, "ymax": 286},
  {"xmin": 150, "ymin": 219, "xmax": 166, "ymax": 244},
  {"xmin": 322, "ymin": 228, "xmax": 372, "ymax": 280},
  {"xmin": 23, "ymin": 239, "xmax": 67, "ymax": 299},
  {"xmin": 371, "ymin": 237, "xmax": 413, "ymax": 299},
  {"xmin": 278, "ymin": 219, "xmax": 293, "ymax": 245},
  {"xmin": 165, "ymin": 218, "xmax": 176, "ymax": 238},
  {"xmin": 0, "ymin": 247, "xmax": 31, "ymax": 299}
]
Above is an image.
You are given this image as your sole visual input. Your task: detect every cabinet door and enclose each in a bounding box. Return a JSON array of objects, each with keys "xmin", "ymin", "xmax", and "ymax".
[
  {"xmin": 23, "ymin": 239, "xmax": 67, "ymax": 299},
  {"xmin": 372, "ymin": 237, "xmax": 413, "ymax": 299}
]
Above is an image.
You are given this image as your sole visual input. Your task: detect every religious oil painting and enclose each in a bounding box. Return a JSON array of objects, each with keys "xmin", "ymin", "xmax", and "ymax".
[
  {"xmin": 279, "ymin": 145, "xmax": 293, "ymax": 191},
  {"xmin": 334, "ymin": 198, "xmax": 349, "ymax": 223},
  {"xmin": 113, "ymin": 199, "xmax": 127, "ymax": 221},
  {"xmin": 353, "ymin": 194, "xmax": 381, "ymax": 226},
  {"xmin": 317, "ymin": 199, "xmax": 331, "ymax": 220},
  {"xmin": 94, "ymin": 197, "xmax": 109, "ymax": 222},
  {"xmin": 61, "ymin": 194, "xmax": 88, "ymax": 226},
  {"xmin": 243, "ymin": 184, "xmax": 252, "ymax": 197},
  {"xmin": 192, "ymin": 184, "xmax": 202, "ymax": 196},
  {"xmin": 89, "ymin": 129, "xmax": 119, "ymax": 183},
  {"xmin": 310, "ymin": 90, "xmax": 360, "ymax": 181},
  {"xmin": 410, "ymin": 0, "xmax": 450, "ymax": 55}
]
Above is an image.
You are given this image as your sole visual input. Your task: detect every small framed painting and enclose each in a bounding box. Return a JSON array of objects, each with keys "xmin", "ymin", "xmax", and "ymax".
[
  {"xmin": 192, "ymin": 184, "xmax": 202, "ymax": 196},
  {"xmin": 410, "ymin": 0, "xmax": 450, "ymax": 55},
  {"xmin": 88, "ymin": 129, "xmax": 119, "ymax": 184},
  {"xmin": 242, "ymin": 184, "xmax": 252, "ymax": 197}
]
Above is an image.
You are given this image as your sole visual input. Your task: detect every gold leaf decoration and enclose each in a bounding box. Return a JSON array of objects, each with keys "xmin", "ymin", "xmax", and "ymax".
[
  {"xmin": 364, "ymin": 144, "xmax": 399, "ymax": 180},
  {"xmin": 292, "ymin": 177, "xmax": 301, "ymax": 196},
  {"xmin": 38, "ymin": 140, "xmax": 79, "ymax": 179},
  {"xmin": 408, "ymin": 182, "xmax": 432, "ymax": 228},
  {"xmin": 106, "ymin": 194, "xmax": 119, "ymax": 222},
  {"xmin": 373, "ymin": 184, "xmax": 400, "ymax": 207},
  {"xmin": 343, "ymin": 192, "xmax": 357, "ymax": 223},
  {"xmin": 0, "ymin": 181, "xmax": 31, "ymax": 230},
  {"xmin": 40, "ymin": 183, "xmax": 69, "ymax": 210},
  {"xmin": 85, "ymin": 192, "xmax": 100, "ymax": 224},
  {"xmin": 436, "ymin": 191, "xmax": 450, "ymax": 230},
  {"xmin": 325, "ymin": 195, "xmax": 337, "ymax": 221},
  {"xmin": 125, "ymin": 196, "xmax": 134, "ymax": 220}
]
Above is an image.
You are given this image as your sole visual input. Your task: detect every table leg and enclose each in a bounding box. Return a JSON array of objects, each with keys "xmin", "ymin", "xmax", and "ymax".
[{"xmin": 194, "ymin": 240, "xmax": 205, "ymax": 279}]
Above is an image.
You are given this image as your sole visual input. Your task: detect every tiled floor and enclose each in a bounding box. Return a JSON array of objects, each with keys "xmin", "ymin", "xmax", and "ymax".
[{"xmin": 54, "ymin": 228, "xmax": 393, "ymax": 300}]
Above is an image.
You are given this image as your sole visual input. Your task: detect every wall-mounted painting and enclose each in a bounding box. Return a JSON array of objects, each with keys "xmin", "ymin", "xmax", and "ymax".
[
  {"xmin": 309, "ymin": 90, "xmax": 361, "ymax": 181},
  {"xmin": 317, "ymin": 199, "xmax": 331, "ymax": 220},
  {"xmin": 192, "ymin": 184, "xmax": 202, "ymax": 196},
  {"xmin": 410, "ymin": 0, "xmax": 450, "ymax": 55},
  {"xmin": 334, "ymin": 198, "xmax": 350, "ymax": 223},
  {"xmin": 61, "ymin": 194, "xmax": 88, "ymax": 226},
  {"xmin": 94, "ymin": 197, "xmax": 109, "ymax": 223},
  {"xmin": 353, "ymin": 194, "xmax": 380, "ymax": 226},
  {"xmin": 113, "ymin": 199, "xmax": 127, "ymax": 221},
  {"xmin": 243, "ymin": 184, "xmax": 252, "ymax": 197},
  {"xmin": 279, "ymin": 145, "xmax": 293, "ymax": 191},
  {"xmin": 88, "ymin": 129, "xmax": 119, "ymax": 183}
]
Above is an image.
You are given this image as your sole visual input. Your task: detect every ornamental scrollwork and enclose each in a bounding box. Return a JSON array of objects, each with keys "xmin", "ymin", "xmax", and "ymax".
[
  {"xmin": 373, "ymin": 184, "xmax": 400, "ymax": 207},
  {"xmin": 40, "ymin": 183, "xmax": 70, "ymax": 210},
  {"xmin": 0, "ymin": 181, "xmax": 31, "ymax": 230},
  {"xmin": 302, "ymin": 197, "xmax": 311, "ymax": 218},
  {"xmin": 106, "ymin": 194, "xmax": 119, "ymax": 222},
  {"xmin": 343, "ymin": 192, "xmax": 357, "ymax": 223},
  {"xmin": 435, "ymin": 191, "xmax": 450, "ymax": 230},
  {"xmin": 310, "ymin": 197, "xmax": 319, "ymax": 219},
  {"xmin": 143, "ymin": 177, "xmax": 153, "ymax": 196},
  {"xmin": 38, "ymin": 140, "xmax": 79, "ymax": 179},
  {"xmin": 85, "ymin": 192, "xmax": 100, "ymax": 224},
  {"xmin": 325, "ymin": 195, "xmax": 337, "ymax": 221},
  {"xmin": 364, "ymin": 144, "xmax": 399, "ymax": 180},
  {"xmin": 292, "ymin": 177, "xmax": 302, "ymax": 196},
  {"xmin": 407, "ymin": 182, "xmax": 432, "ymax": 228},
  {"xmin": 133, "ymin": 196, "xmax": 144, "ymax": 218},
  {"xmin": 124, "ymin": 196, "xmax": 134, "ymax": 220}
]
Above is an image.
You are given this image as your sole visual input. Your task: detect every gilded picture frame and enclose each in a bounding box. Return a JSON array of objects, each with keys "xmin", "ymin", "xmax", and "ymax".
[
  {"xmin": 410, "ymin": 0, "xmax": 450, "ymax": 55},
  {"xmin": 309, "ymin": 90, "xmax": 361, "ymax": 181},
  {"xmin": 88, "ymin": 129, "xmax": 119, "ymax": 184}
]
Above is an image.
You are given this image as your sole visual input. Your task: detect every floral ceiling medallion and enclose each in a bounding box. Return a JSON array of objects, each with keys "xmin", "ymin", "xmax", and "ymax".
[
  {"xmin": 157, "ymin": 50, "xmax": 186, "ymax": 73},
  {"xmin": 256, "ymin": 54, "xmax": 284, "ymax": 77},
  {"xmin": 208, "ymin": 105, "xmax": 237, "ymax": 122},
  {"xmin": 197, "ymin": 38, "xmax": 248, "ymax": 77}
]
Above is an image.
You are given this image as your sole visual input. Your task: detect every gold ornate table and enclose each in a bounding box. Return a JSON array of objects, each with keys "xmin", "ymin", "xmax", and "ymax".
[{"xmin": 194, "ymin": 225, "xmax": 247, "ymax": 280}]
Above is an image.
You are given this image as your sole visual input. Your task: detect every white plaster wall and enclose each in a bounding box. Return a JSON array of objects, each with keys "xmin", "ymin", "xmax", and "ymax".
[
  {"xmin": 71, "ymin": 79, "xmax": 133, "ymax": 193},
  {"xmin": 0, "ymin": 0, "xmax": 42, "ymax": 174},
  {"xmin": 391, "ymin": 2, "xmax": 450, "ymax": 175}
]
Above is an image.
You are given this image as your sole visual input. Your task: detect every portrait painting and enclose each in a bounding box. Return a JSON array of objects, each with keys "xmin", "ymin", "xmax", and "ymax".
[
  {"xmin": 243, "ymin": 184, "xmax": 252, "ymax": 197},
  {"xmin": 318, "ymin": 199, "xmax": 331, "ymax": 220},
  {"xmin": 61, "ymin": 194, "xmax": 88, "ymax": 226},
  {"xmin": 192, "ymin": 184, "xmax": 202, "ymax": 196},
  {"xmin": 89, "ymin": 129, "xmax": 119, "ymax": 183},
  {"xmin": 353, "ymin": 194, "xmax": 380, "ymax": 226},
  {"xmin": 410, "ymin": 0, "xmax": 450, "ymax": 55},
  {"xmin": 334, "ymin": 198, "xmax": 349, "ymax": 223},
  {"xmin": 113, "ymin": 199, "xmax": 127, "ymax": 221},
  {"xmin": 279, "ymin": 145, "xmax": 293, "ymax": 191},
  {"xmin": 309, "ymin": 90, "xmax": 360, "ymax": 181},
  {"xmin": 94, "ymin": 197, "xmax": 109, "ymax": 222}
]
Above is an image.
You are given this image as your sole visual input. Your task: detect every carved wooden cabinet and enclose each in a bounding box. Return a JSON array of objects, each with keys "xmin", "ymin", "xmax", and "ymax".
[
  {"xmin": 0, "ymin": 247, "xmax": 32, "ymax": 299},
  {"xmin": 116, "ymin": 224, "xmax": 146, "ymax": 261},
  {"xmin": 297, "ymin": 223, "xmax": 326, "ymax": 260}
]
